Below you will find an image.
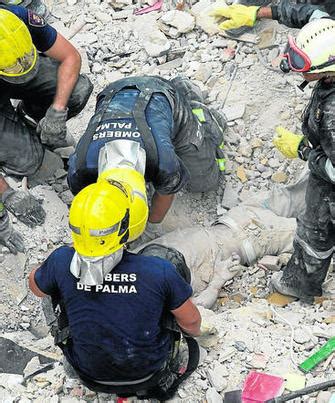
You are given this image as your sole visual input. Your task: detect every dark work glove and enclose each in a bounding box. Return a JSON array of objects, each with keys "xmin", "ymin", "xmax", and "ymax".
[
  {"xmin": 37, "ymin": 106, "xmax": 68, "ymax": 148},
  {"xmin": 2, "ymin": 188, "xmax": 46, "ymax": 228},
  {"xmin": 0, "ymin": 210, "xmax": 25, "ymax": 254}
]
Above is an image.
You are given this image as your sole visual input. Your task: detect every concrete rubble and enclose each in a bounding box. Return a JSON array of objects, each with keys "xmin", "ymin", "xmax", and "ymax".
[{"xmin": 0, "ymin": 0, "xmax": 334, "ymax": 401}]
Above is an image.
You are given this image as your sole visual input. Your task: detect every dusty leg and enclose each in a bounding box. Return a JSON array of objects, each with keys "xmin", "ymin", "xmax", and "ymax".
[{"xmin": 193, "ymin": 253, "xmax": 242, "ymax": 308}]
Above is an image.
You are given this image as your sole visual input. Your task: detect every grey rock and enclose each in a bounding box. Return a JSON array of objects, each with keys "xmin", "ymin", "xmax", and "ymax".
[
  {"xmin": 157, "ymin": 57, "xmax": 183, "ymax": 71},
  {"xmin": 258, "ymin": 255, "xmax": 280, "ymax": 271},
  {"xmin": 160, "ymin": 10, "xmax": 195, "ymax": 35},
  {"xmin": 60, "ymin": 190, "xmax": 74, "ymax": 205},
  {"xmin": 194, "ymin": 63, "xmax": 213, "ymax": 83},
  {"xmin": 143, "ymin": 31, "xmax": 171, "ymax": 57},
  {"xmin": 316, "ymin": 391, "xmax": 332, "ymax": 403},
  {"xmin": 54, "ymin": 169, "xmax": 68, "ymax": 180},
  {"xmin": 24, "ymin": 356, "xmax": 41, "ymax": 378},
  {"xmin": 222, "ymin": 104, "xmax": 246, "ymax": 122},
  {"xmin": 206, "ymin": 387, "xmax": 223, "ymax": 403},
  {"xmin": 112, "ymin": 9, "xmax": 133, "ymax": 20},
  {"xmin": 207, "ymin": 363, "xmax": 228, "ymax": 392},
  {"xmin": 294, "ymin": 328, "xmax": 311, "ymax": 344},
  {"xmin": 91, "ymin": 62, "xmax": 103, "ymax": 74},
  {"xmin": 221, "ymin": 183, "xmax": 239, "ymax": 209}
]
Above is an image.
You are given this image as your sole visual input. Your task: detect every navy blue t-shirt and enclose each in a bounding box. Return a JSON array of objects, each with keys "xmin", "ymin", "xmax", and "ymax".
[
  {"xmin": 67, "ymin": 89, "xmax": 190, "ymax": 195},
  {"xmin": 2, "ymin": 5, "xmax": 57, "ymax": 52},
  {"xmin": 34, "ymin": 247, "xmax": 192, "ymax": 381}
]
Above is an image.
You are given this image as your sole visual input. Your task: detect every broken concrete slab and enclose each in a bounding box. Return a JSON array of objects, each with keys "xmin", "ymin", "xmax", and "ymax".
[
  {"xmin": 221, "ymin": 182, "xmax": 239, "ymax": 209},
  {"xmin": 266, "ymin": 292, "xmax": 297, "ymax": 307},
  {"xmin": 157, "ymin": 57, "xmax": 184, "ymax": 71},
  {"xmin": 191, "ymin": 0, "xmax": 227, "ymax": 36},
  {"xmin": 160, "ymin": 10, "xmax": 195, "ymax": 36},
  {"xmin": 271, "ymin": 172, "xmax": 288, "ymax": 183},
  {"xmin": 193, "ymin": 63, "xmax": 213, "ymax": 83},
  {"xmin": 0, "ymin": 337, "xmax": 55, "ymax": 375},
  {"xmin": 112, "ymin": 9, "xmax": 133, "ymax": 20},
  {"xmin": 28, "ymin": 150, "xmax": 64, "ymax": 188},
  {"xmin": 0, "ymin": 252, "xmax": 27, "ymax": 305},
  {"xmin": 258, "ymin": 255, "xmax": 280, "ymax": 272},
  {"xmin": 143, "ymin": 30, "xmax": 171, "ymax": 57},
  {"xmin": 222, "ymin": 103, "xmax": 246, "ymax": 121},
  {"xmin": 206, "ymin": 387, "xmax": 223, "ymax": 403},
  {"xmin": 236, "ymin": 165, "xmax": 248, "ymax": 183},
  {"xmin": 132, "ymin": 14, "xmax": 171, "ymax": 57},
  {"xmin": 257, "ymin": 26, "xmax": 276, "ymax": 49}
]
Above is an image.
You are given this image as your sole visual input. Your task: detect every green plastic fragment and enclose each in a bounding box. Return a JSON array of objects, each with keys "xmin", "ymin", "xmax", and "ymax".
[
  {"xmin": 299, "ymin": 337, "xmax": 335, "ymax": 373},
  {"xmin": 0, "ymin": 202, "xmax": 4, "ymax": 213},
  {"xmin": 3, "ymin": 0, "xmax": 22, "ymax": 4},
  {"xmin": 192, "ymin": 108, "xmax": 206, "ymax": 123}
]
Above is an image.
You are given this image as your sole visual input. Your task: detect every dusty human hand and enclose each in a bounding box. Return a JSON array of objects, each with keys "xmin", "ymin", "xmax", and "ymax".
[{"xmin": 194, "ymin": 253, "xmax": 242, "ymax": 308}]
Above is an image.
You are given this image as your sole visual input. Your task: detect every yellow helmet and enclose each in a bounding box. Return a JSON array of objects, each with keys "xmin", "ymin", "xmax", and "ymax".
[
  {"xmin": 0, "ymin": 9, "xmax": 39, "ymax": 83},
  {"xmin": 98, "ymin": 167, "xmax": 148, "ymax": 242},
  {"xmin": 69, "ymin": 180, "xmax": 132, "ymax": 257}
]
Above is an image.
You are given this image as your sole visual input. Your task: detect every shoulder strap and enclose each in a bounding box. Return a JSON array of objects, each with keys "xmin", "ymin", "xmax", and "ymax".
[{"xmin": 132, "ymin": 90, "xmax": 158, "ymax": 176}]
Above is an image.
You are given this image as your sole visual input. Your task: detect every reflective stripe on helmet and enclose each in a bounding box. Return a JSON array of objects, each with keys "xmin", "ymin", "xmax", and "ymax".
[{"xmin": 89, "ymin": 222, "xmax": 120, "ymax": 237}]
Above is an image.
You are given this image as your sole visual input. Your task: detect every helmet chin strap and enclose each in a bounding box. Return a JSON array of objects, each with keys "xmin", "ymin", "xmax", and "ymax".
[{"xmin": 298, "ymin": 80, "xmax": 309, "ymax": 92}]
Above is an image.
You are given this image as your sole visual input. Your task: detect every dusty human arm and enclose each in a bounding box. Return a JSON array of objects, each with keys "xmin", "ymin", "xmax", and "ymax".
[
  {"xmin": 0, "ymin": 175, "xmax": 10, "ymax": 196},
  {"xmin": 256, "ymin": 7, "xmax": 272, "ymax": 19},
  {"xmin": 171, "ymin": 298, "xmax": 201, "ymax": 337},
  {"xmin": 44, "ymin": 33, "xmax": 81, "ymax": 111},
  {"xmin": 149, "ymin": 192, "xmax": 174, "ymax": 223},
  {"xmin": 29, "ymin": 268, "xmax": 48, "ymax": 298}
]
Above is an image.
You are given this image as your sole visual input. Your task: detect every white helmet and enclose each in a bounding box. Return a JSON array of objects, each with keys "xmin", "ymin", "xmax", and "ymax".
[{"xmin": 281, "ymin": 19, "xmax": 335, "ymax": 73}]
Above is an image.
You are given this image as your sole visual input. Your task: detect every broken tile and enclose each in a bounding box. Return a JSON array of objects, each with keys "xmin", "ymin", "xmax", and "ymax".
[{"xmin": 267, "ymin": 293, "xmax": 297, "ymax": 307}]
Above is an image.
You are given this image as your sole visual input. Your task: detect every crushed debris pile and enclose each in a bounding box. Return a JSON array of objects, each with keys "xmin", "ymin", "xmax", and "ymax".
[{"xmin": 0, "ymin": 0, "xmax": 334, "ymax": 401}]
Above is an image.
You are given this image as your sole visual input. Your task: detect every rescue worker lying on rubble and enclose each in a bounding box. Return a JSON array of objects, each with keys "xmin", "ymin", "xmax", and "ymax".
[
  {"xmin": 67, "ymin": 75, "xmax": 226, "ymax": 241},
  {"xmin": 28, "ymin": 174, "xmax": 202, "ymax": 400},
  {"xmin": 0, "ymin": 5, "xmax": 93, "ymax": 254},
  {"xmin": 209, "ymin": 0, "xmax": 334, "ymax": 33}
]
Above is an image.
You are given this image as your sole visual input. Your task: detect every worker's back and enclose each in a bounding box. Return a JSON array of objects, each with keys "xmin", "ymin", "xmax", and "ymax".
[{"xmin": 34, "ymin": 246, "xmax": 192, "ymax": 382}]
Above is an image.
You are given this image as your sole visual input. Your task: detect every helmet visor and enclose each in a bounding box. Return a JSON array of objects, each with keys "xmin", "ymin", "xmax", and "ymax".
[{"xmin": 282, "ymin": 35, "xmax": 312, "ymax": 73}]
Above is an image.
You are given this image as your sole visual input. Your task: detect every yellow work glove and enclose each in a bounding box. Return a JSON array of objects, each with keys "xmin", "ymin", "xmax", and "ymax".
[
  {"xmin": 210, "ymin": 4, "xmax": 259, "ymax": 31},
  {"xmin": 273, "ymin": 126, "xmax": 305, "ymax": 159}
]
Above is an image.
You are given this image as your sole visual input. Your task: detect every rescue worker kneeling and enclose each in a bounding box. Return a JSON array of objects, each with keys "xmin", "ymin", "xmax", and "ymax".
[
  {"xmin": 28, "ymin": 172, "xmax": 202, "ymax": 400},
  {"xmin": 0, "ymin": 5, "xmax": 92, "ymax": 254},
  {"xmin": 67, "ymin": 75, "xmax": 226, "ymax": 241}
]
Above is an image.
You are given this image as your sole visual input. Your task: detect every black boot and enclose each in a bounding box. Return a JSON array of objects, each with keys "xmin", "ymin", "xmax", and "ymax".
[
  {"xmin": 271, "ymin": 272, "xmax": 314, "ymax": 303},
  {"xmin": 271, "ymin": 243, "xmax": 331, "ymax": 302}
]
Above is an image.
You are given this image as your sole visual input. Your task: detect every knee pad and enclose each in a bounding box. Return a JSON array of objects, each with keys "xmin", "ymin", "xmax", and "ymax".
[
  {"xmin": 138, "ymin": 243, "xmax": 191, "ymax": 283},
  {"xmin": 68, "ymin": 75, "xmax": 93, "ymax": 118}
]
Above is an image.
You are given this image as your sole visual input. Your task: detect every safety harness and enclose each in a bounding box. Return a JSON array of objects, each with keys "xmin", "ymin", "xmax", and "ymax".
[
  {"xmin": 50, "ymin": 296, "xmax": 199, "ymax": 400},
  {"xmin": 76, "ymin": 77, "xmax": 177, "ymax": 180}
]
